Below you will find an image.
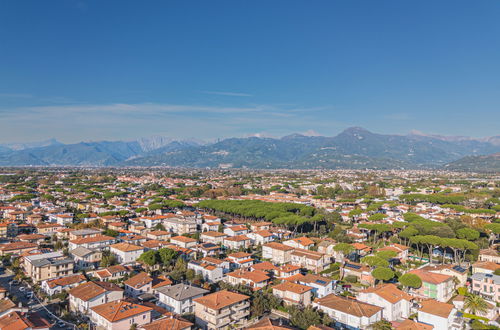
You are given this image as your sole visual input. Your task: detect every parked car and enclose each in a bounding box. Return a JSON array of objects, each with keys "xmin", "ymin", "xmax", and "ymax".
[{"xmin": 9, "ymin": 280, "xmax": 19, "ymax": 286}]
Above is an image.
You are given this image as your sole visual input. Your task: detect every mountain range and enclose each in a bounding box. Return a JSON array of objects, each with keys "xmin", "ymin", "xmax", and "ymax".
[{"xmin": 0, "ymin": 128, "xmax": 499, "ymax": 171}]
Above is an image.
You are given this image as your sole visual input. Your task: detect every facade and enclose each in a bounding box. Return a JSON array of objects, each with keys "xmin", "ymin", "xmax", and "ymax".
[
  {"xmin": 193, "ymin": 290, "xmax": 250, "ymax": 330},
  {"xmin": 23, "ymin": 251, "xmax": 75, "ymax": 283},
  {"xmin": 313, "ymin": 294, "xmax": 383, "ymax": 330},
  {"xmin": 109, "ymin": 242, "xmax": 144, "ymax": 264},
  {"xmin": 417, "ymin": 300, "xmax": 463, "ymax": 330},
  {"xmin": 290, "ymin": 249, "xmax": 330, "ymax": 272},
  {"xmin": 41, "ymin": 274, "xmax": 87, "ymax": 296},
  {"xmin": 409, "ymin": 269, "xmax": 455, "ymax": 302},
  {"xmin": 90, "ymin": 300, "xmax": 152, "ymax": 330},
  {"xmin": 272, "ymin": 282, "xmax": 312, "ymax": 306},
  {"xmin": 124, "ymin": 272, "xmax": 153, "ymax": 298},
  {"xmin": 471, "ymin": 273, "xmax": 500, "ymax": 303},
  {"xmin": 188, "ymin": 260, "xmax": 224, "ymax": 283},
  {"xmin": 262, "ymin": 242, "xmax": 294, "ymax": 264},
  {"xmin": 69, "ymin": 281, "xmax": 124, "ymax": 314},
  {"xmin": 357, "ymin": 284, "xmax": 412, "ymax": 321},
  {"xmin": 156, "ymin": 284, "xmax": 209, "ymax": 314}
]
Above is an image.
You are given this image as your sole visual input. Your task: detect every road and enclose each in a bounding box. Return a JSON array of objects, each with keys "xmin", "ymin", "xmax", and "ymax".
[{"xmin": 0, "ymin": 270, "xmax": 76, "ymax": 329}]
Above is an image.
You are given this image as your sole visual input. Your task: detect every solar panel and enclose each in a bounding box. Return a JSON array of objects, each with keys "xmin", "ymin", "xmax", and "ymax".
[
  {"xmin": 316, "ymin": 280, "xmax": 326, "ymax": 284},
  {"xmin": 345, "ymin": 263, "xmax": 361, "ymax": 270},
  {"xmin": 452, "ymin": 266, "xmax": 466, "ymax": 273}
]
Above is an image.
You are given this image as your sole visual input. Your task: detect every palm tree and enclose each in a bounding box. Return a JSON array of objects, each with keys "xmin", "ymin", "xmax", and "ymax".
[{"xmin": 464, "ymin": 294, "xmax": 489, "ymax": 316}]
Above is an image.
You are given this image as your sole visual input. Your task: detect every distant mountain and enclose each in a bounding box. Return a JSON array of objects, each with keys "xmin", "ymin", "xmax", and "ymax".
[
  {"xmin": 1, "ymin": 128, "xmax": 500, "ymax": 169},
  {"xmin": 122, "ymin": 127, "xmax": 500, "ymax": 169},
  {"xmin": 444, "ymin": 153, "xmax": 500, "ymax": 172},
  {"xmin": 0, "ymin": 138, "xmax": 62, "ymax": 151}
]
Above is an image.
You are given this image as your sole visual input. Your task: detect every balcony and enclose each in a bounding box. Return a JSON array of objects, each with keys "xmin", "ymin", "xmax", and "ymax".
[
  {"xmin": 231, "ymin": 301, "xmax": 250, "ymax": 311},
  {"xmin": 232, "ymin": 309, "xmax": 250, "ymax": 320},
  {"xmin": 216, "ymin": 316, "xmax": 231, "ymax": 327}
]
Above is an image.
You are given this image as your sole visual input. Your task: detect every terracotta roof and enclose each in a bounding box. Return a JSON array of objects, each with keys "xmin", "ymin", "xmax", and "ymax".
[
  {"xmin": 473, "ymin": 260, "xmax": 500, "ymax": 272},
  {"xmin": 193, "ymin": 290, "xmax": 249, "ymax": 310},
  {"xmin": 393, "ymin": 319, "xmax": 433, "ymax": 330},
  {"xmin": 110, "ymin": 242, "xmax": 144, "ymax": 252},
  {"xmin": 91, "ymin": 300, "xmax": 152, "ymax": 322},
  {"xmin": 254, "ymin": 230, "xmax": 274, "ymax": 237},
  {"xmin": 228, "ymin": 252, "xmax": 252, "ymax": 259},
  {"xmin": 314, "ymin": 294, "xmax": 382, "ymax": 317},
  {"xmin": 409, "ymin": 269, "xmax": 452, "ymax": 285},
  {"xmin": 124, "ymin": 272, "xmax": 153, "ymax": 289},
  {"xmin": 264, "ymin": 242, "xmax": 294, "ymax": 251},
  {"xmin": 251, "ymin": 261, "xmax": 279, "ymax": 272},
  {"xmin": 227, "ymin": 269, "xmax": 270, "ymax": 283},
  {"xmin": 141, "ymin": 316, "xmax": 193, "ymax": 330},
  {"xmin": 0, "ymin": 311, "xmax": 51, "ymax": 330},
  {"xmin": 245, "ymin": 317, "xmax": 293, "ymax": 330},
  {"xmin": 70, "ymin": 235, "xmax": 115, "ymax": 245},
  {"xmin": 360, "ymin": 283, "xmax": 412, "ymax": 303},
  {"xmin": 171, "ymin": 235, "xmax": 197, "ymax": 243},
  {"xmin": 0, "ymin": 242, "xmax": 37, "ymax": 251},
  {"xmin": 293, "ymin": 236, "xmax": 314, "ymax": 246},
  {"xmin": 273, "ymin": 281, "xmax": 312, "ymax": 294},
  {"xmin": 201, "ymin": 231, "xmax": 226, "ymax": 237},
  {"xmin": 46, "ymin": 274, "xmax": 86, "ymax": 289},
  {"xmin": 419, "ymin": 299, "xmax": 454, "ymax": 318},
  {"xmin": 225, "ymin": 235, "xmax": 251, "ymax": 242},
  {"xmin": 69, "ymin": 281, "xmax": 123, "ymax": 301}
]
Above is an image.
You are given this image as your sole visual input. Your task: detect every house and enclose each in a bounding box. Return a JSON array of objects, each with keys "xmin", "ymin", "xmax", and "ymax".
[
  {"xmin": 163, "ymin": 217, "xmax": 197, "ymax": 235},
  {"xmin": 224, "ymin": 235, "xmax": 252, "ymax": 250},
  {"xmin": 188, "ymin": 260, "xmax": 224, "ymax": 283},
  {"xmin": 69, "ymin": 228, "xmax": 102, "ymax": 240},
  {"xmin": 23, "ymin": 251, "xmax": 75, "ymax": 283},
  {"xmin": 377, "ymin": 243, "xmax": 410, "ymax": 262},
  {"xmin": 17, "ymin": 233, "xmax": 46, "ymax": 244},
  {"xmin": 41, "ymin": 274, "xmax": 87, "ymax": 296},
  {"xmin": 170, "ymin": 236, "xmax": 198, "ymax": 249},
  {"xmin": 286, "ymin": 274, "xmax": 334, "ymax": 298},
  {"xmin": 146, "ymin": 230, "xmax": 171, "ymax": 241},
  {"xmin": 262, "ymin": 242, "xmax": 294, "ymax": 265},
  {"xmin": 95, "ymin": 265, "xmax": 129, "ymax": 281},
  {"xmin": 250, "ymin": 261, "xmax": 279, "ymax": 275},
  {"xmin": 421, "ymin": 264, "xmax": 468, "ymax": 286},
  {"xmin": 357, "ymin": 284, "xmax": 412, "ymax": 321},
  {"xmin": 200, "ymin": 231, "xmax": 227, "ymax": 245},
  {"xmin": 69, "ymin": 281, "xmax": 124, "ymax": 314},
  {"xmin": 471, "ymin": 273, "xmax": 500, "ymax": 303},
  {"xmin": 276, "ymin": 264, "xmax": 301, "ymax": 279},
  {"xmin": 472, "ymin": 261, "xmax": 500, "ymax": 275},
  {"xmin": 313, "ymin": 294, "xmax": 383, "ymax": 329},
  {"xmin": 0, "ymin": 299, "xmax": 25, "ymax": 318},
  {"xmin": 0, "ymin": 242, "xmax": 37, "ymax": 256},
  {"xmin": 156, "ymin": 284, "xmax": 209, "ymax": 314},
  {"xmin": 283, "ymin": 237, "xmax": 315, "ymax": 250},
  {"xmin": 140, "ymin": 316, "xmax": 193, "ymax": 330},
  {"xmin": 346, "ymin": 226, "xmax": 368, "ymax": 243},
  {"xmin": 250, "ymin": 222, "xmax": 272, "ymax": 231},
  {"xmin": 109, "ymin": 242, "xmax": 144, "ymax": 264},
  {"xmin": 196, "ymin": 243, "xmax": 221, "ymax": 257},
  {"xmin": 227, "ymin": 252, "xmax": 254, "ymax": 268},
  {"xmin": 201, "ymin": 257, "xmax": 231, "ymax": 273},
  {"xmin": 272, "ymin": 282, "xmax": 312, "ymax": 306},
  {"xmin": 224, "ymin": 225, "xmax": 248, "ymax": 237},
  {"xmin": 244, "ymin": 317, "xmax": 293, "ymax": 330},
  {"xmin": 408, "ymin": 269, "xmax": 455, "ymax": 302},
  {"xmin": 341, "ymin": 261, "xmax": 374, "ymax": 286},
  {"xmin": 193, "ymin": 290, "xmax": 250, "ymax": 330},
  {"xmin": 124, "ymin": 272, "xmax": 153, "ymax": 298},
  {"xmin": 90, "ymin": 300, "xmax": 152, "ymax": 330},
  {"xmin": 290, "ymin": 249, "xmax": 330, "ymax": 272},
  {"xmin": 202, "ymin": 221, "xmax": 221, "ymax": 232},
  {"xmin": 417, "ymin": 299, "xmax": 463, "ymax": 330},
  {"xmin": 393, "ymin": 319, "xmax": 433, "ymax": 330},
  {"xmin": 479, "ymin": 249, "xmax": 500, "ymax": 263},
  {"xmin": 0, "ymin": 311, "xmax": 51, "ymax": 330},
  {"xmin": 226, "ymin": 269, "xmax": 270, "ymax": 290},
  {"xmin": 122, "ymin": 234, "xmax": 148, "ymax": 245},
  {"xmin": 248, "ymin": 230, "xmax": 275, "ymax": 245},
  {"xmin": 69, "ymin": 235, "xmax": 117, "ymax": 250},
  {"xmin": 70, "ymin": 247, "xmax": 102, "ymax": 270}
]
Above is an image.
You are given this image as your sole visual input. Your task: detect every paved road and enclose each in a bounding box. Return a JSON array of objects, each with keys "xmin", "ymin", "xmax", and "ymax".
[{"xmin": 0, "ymin": 270, "xmax": 76, "ymax": 329}]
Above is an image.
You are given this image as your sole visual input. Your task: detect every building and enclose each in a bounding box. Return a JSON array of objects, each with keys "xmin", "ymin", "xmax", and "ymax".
[
  {"xmin": 0, "ymin": 311, "xmax": 51, "ymax": 330},
  {"xmin": 226, "ymin": 269, "xmax": 270, "ymax": 290},
  {"xmin": 124, "ymin": 272, "xmax": 153, "ymax": 298},
  {"xmin": 170, "ymin": 236, "xmax": 197, "ymax": 249},
  {"xmin": 140, "ymin": 316, "xmax": 193, "ymax": 330},
  {"xmin": 283, "ymin": 237, "xmax": 315, "ymax": 250},
  {"xmin": 224, "ymin": 225, "xmax": 249, "ymax": 237},
  {"xmin": 193, "ymin": 290, "xmax": 250, "ymax": 330},
  {"xmin": 41, "ymin": 274, "xmax": 87, "ymax": 296},
  {"xmin": 23, "ymin": 251, "xmax": 75, "ymax": 283},
  {"xmin": 200, "ymin": 231, "xmax": 227, "ymax": 245},
  {"xmin": 109, "ymin": 242, "xmax": 144, "ymax": 264},
  {"xmin": 472, "ymin": 261, "xmax": 500, "ymax": 275},
  {"xmin": 156, "ymin": 283, "xmax": 209, "ymax": 314},
  {"xmin": 471, "ymin": 273, "xmax": 500, "ymax": 303},
  {"xmin": 272, "ymin": 282, "xmax": 312, "ymax": 306},
  {"xmin": 0, "ymin": 242, "xmax": 37, "ymax": 256},
  {"xmin": 224, "ymin": 235, "xmax": 252, "ymax": 250},
  {"xmin": 90, "ymin": 300, "xmax": 152, "ymax": 330},
  {"xmin": 357, "ymin": 284, "xmax": 412, "ymax": 321},
  {"xmin": 69, "ymin": 281, "xmax": 124, "ymax": 314},
  {"xmin": 287, "ymin": 274, "xmax": 334, "ymax": 298},
  {"xmin": 262, "ymin": 242, "xmax": 294, "ymax": 265},
  {"xmin": 479, "ymin": 249, "xmax": 500, "ymax": 263},
  {"xmin": 227, "ymin": 252, "xmax": 254, "ymax": 268},
  {"xmin": 188, "ymin": 260, "xmax": 224, "ymax": 283},
  {"xmin": 290, "ymin": 249, "xmax": 330, "ymax": 272},
  {"xmin": 70, "ymin": 247, "xmax": 102, "ymax": 270},
  {"xmin": 417, "ymin": 299, "xmax": 463, "ymax": 330},
  {"xmin": 313, "ymin": 294, "xmax": 383, "ymax": 329},
  {"xmin": 408, "ymin": 269, "xmax": 455, "ymax": 302},
  {"xmin": 69, "ymin": 235, "xmax": 117, "ymax": 250}
]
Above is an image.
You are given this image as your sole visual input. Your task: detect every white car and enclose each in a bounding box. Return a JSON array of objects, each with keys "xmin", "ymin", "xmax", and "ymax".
[{"xmin": 19, "ymin": 287, "xmax": 25, "ymax": 292}]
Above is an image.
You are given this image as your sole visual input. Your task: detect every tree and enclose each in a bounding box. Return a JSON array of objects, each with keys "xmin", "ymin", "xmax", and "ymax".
[
  {"xmin": 158, "ymin": 248, "xmax": 178, "ymax": 268},
  {"xmin": 372, "ymin": 267, "xmax": 395, "ymax": 282},
  {"xmin": 399, "ymin": 273, "xmax": 422, "ymax": 290},
  {"xmin": 289, "ymin": 306, "xmax": 322, "ymax": 330},
  {"xmin": 169, "ymin": 258, "xmax": 187, "ymax": 281},
  {"xmin": 100, "ymin": 252, "xmax": 117, "ymax": 267},
  {"xmin": 138, "ymin": 250, "xmax": 159, "ymax": 267},
  {"xmin": 360, "ymin": 256, "xmax": 389, "ymax": 268},
  {"xmin": 333, "ymin": 243, "xmax": 354, "ymax": 256},
  {"xmin": 464, "ymin": 294, "xmax": 489, "ymax": 316},
  {"xmin": 372, "ymin": 319, "xmax": 393, "ymax": 330},
  {"xmin": 153, "ymin": 223, "xmax": 166, "ymax": 231},
  {"xmin": 456, "ymin": 228, "xmax": 480, "ymax": 241},
  {"xmin": 399, "ymin": 227, "xmax": 418, "ymax": 245},
  {"xmin": 376, "ymin": 250, "xmax": 398, "ymax": 260}
]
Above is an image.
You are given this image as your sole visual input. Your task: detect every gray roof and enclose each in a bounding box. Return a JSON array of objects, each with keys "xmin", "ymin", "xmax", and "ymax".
[
  {"xmin": 155, "ymin": 283, "xmax": 208, "ymax": 301},
  {"xmin": 471, "ymin": 272, "xmax": 500, "ymax": 285},
  {"xmin": 70, "ymin": 246, "xmax": 95, "ymax": 257},
  {"xmin": 31, "ymin": 257, "xmax": 74, "ymax": 268},
  {"xmin": 71, "ymin": 229, "xmax": 102, "ymax": 236}
]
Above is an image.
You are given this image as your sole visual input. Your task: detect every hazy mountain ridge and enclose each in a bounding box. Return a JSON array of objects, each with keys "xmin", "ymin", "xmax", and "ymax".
[
  {"xmin": 444, "ymin": 153, "xmax": 500, "ymax": 172},
  {"xmin": 0, "ymin": 128, "xmax": 499, "ymax": 169}
]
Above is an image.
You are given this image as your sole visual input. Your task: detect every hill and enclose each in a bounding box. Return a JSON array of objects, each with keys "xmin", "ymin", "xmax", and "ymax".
[{"xmin": 444, "ymin": 153, "xmax": 500, "ymax": 173}]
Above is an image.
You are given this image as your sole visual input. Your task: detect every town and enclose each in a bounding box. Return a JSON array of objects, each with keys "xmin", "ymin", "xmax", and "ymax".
[{"xmin": 0, "ymin": 168, "xmax": 498, "ymax": 330}]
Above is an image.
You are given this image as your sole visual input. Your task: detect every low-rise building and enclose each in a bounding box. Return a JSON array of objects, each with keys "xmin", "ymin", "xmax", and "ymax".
[
  {"xmin": 408, "ymin": 269, "xmax": 455, "ymax": 303},
  {"xmin": 69, "ymin": 281, "xmax": 124, "ymax": 314},
  {"xmin": 417, "ymin": 299, "xmax": 463, "ymax": 330},
  {"xmin": 188, "ymin": 260, "xmax": 224, "ymax": 283},
  {"xmin": 156, "ymin": 284, "xmax": 208, "ymax": 314},
  {"xmin": 193, "ymin": 290, "xmax": 250, "ymax": 330},
  {"xmin": 273, "ymin": 282, "xmax": 312, "ymax": 306},
  {"xmin": 124, "ymin": 272, "xmax": 153, "ymax": 298},
  {"xmin": 262, "ymin": 242, "xmax": 294, "ymax": 265},
  {"xmin": 24, "ymin": 251, "xmax": 75, "ymax": 283},
  {"xmin": 109, "ymin": 242, "xmax": 144, "ymax": 264},
  {"xmin": 41, "ymin": 274, "xmax": 87, "ymax": 296},
  {"xmin": 90, "ymin": 300, "xmax": 152, "ymax": 330},
  {"xmin": 357, "ymin": 283, "xmax": 413, "ymax": 321},
  {"xmin": 471, "ymin": 273, "xmax": 500, "ymax": 303}
]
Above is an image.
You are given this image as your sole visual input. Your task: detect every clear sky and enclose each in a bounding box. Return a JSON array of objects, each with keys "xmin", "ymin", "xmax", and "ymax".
[{"xmin": 1, "ymin": 0, "xmax": 499, "ymax": 143}]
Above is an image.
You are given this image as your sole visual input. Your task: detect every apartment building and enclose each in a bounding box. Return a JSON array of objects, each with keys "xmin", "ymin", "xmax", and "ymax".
[
  {"xmin": 23, "ymin": 251, "xmax": 75, "ymax": 283},
  {"xmin": 109, "ymin": 242, "xmax": 144, "ymax": 264},
  {"xmin": 188, "ymin": 260, "xmax": 224, "ymax": 283},
  {"xmin": 90, "ymin": 300, "xmax": 152, "ymax": 330},
  {"xmin": 262, "ymin": 242, "xmax": 294, "ymax": 264},
  {"xmin": 272, "ymin": 282, "xmax": 312, "ymax": 306},
  {"xmin": 69, "ymin": 281, "xmax": 124, "ymax": 314},
  {"xmin": 471, "ymin": 273, "xmax": 500, "ymax": 303},
  {"xmin": 194, "ymin": 290, "xmax": 250, "ymax": 330}
]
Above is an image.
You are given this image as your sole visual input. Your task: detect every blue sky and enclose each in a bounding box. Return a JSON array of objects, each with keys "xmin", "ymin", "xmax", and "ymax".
[{"xmin": 1, "ymin": 0, "xmax": 499, "ymax": 143}]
